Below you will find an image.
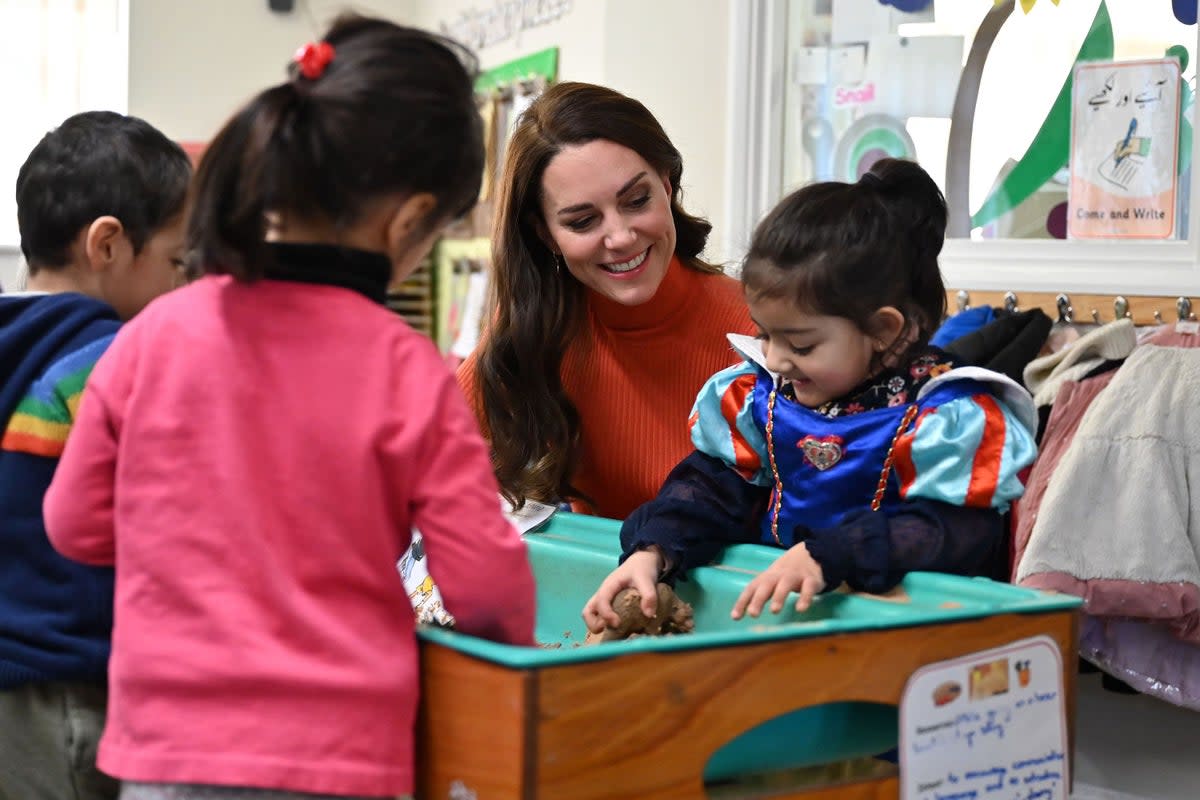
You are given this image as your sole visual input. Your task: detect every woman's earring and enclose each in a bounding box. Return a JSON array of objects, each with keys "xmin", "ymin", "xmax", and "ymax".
[{"xmin": 553, "ymin": 252, "xmax": 565, "ymax": 273}]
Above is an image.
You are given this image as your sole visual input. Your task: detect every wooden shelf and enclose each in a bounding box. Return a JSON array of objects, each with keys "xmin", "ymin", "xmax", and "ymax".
[{"xmin": 387, "ymin": 259, "xmax": 435, "ymax": 337}]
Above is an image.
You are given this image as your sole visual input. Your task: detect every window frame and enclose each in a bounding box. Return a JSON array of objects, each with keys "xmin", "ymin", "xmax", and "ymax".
[
  {"xmin": 0, "ymin": 0, "xmax": 131, "ymax": 254},
  {"xmin": 725, "ymin": 0, "xmax": 1200, "ymax": 295}
]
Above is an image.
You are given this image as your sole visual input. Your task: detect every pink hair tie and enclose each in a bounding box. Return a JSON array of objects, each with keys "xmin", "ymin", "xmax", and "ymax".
[{"xmin": 293, "ymin": 41, "xmax": 335, "ymax": 80}]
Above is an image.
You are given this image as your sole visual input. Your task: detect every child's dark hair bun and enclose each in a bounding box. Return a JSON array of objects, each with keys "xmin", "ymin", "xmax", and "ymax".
[
  {"xmin": 861, "ymin": 158, "xmax": 948, "ymax": 265},
  {"xmin": 742, "ymin": 157, "xmax": 949, "ymax": 357}
]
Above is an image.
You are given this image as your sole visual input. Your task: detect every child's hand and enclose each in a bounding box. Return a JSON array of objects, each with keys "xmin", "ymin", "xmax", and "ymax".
[
  {"xmin": 731, "ymin": 542, "xmax": 826, "ymax": 620},
  {"xmin": 582, "ymin": 548, "xmax": 664, "ymax": 633}
]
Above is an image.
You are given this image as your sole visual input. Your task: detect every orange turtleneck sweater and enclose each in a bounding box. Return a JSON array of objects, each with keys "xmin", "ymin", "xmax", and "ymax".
[{"xmin": 457, "ymin": 255, "xmax": 754, "ymax": 520}]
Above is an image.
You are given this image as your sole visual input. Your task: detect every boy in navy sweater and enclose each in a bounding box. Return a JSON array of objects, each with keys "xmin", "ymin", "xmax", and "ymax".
[{"xmin": 0, "ymin": 111, "xmax": 190, "ymax": 800}]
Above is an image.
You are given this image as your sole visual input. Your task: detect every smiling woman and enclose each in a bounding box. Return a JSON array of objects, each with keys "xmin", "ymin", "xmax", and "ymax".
[
  {"xmin": 458, "ymin": 82, "xmax": 755, "ymax": 519},
  {"xmin": 539, "ymin": 140, "xmax": 677, "ymax": 307}
]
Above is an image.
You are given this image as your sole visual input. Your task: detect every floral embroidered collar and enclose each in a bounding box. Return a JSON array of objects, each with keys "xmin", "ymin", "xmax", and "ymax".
[
  {"xmin": 799, "ymin": 346, "xmax": 959, "ymax": 418},
  {"xmin": 723, "ymin": 334, "xmax": 960, "ymax": 420}
]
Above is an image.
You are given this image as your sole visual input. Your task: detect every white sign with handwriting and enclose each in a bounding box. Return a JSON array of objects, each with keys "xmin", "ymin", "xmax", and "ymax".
[
  {"xmin": 439, "ymin": 0, "xmax": 573, "ymax": 51},
  {"xmin": 900, "ymin": 635, "xmax": 1068, "ymax": 800}
]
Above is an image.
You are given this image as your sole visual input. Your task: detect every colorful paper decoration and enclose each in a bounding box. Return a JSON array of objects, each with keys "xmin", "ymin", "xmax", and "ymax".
[
  {"xmin": 995, "ymin": 0, "xmax": 1062, "ymax": 12},
  {"xmin": 971, "ymin": 2, "xmax": 1114, "ymax": 230}
]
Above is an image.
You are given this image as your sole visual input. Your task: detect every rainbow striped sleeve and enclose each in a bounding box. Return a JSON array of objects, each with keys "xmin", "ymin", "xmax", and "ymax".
[
  {"xmin": 688, "ymin": 361, "xmax": 771, "ymax": 486},
  {"xmin": 2, "ymin": 335, "xmax": 114, "ymax": 458},
  {"xmin": 892, "ymin": 393, "xmax": 1037, "ymax": 513}
]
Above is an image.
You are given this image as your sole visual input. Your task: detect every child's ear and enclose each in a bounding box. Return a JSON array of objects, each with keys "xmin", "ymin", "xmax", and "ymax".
[
  {"xmin": 385, "ymin": 192, "xmax": 439, "ymax": 248},
  {"xmin": 83, "ymin": 216, "xmax": 133, "ymax": 272},
  {"xmin": 868, "ymin": 306, "xmax": 907, "ymax": 352}
]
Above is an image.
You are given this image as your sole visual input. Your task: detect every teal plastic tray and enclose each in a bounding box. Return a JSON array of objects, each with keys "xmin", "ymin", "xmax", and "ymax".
[
  {"xmin": 418, "ymin": 512, "xmax": 1080, "ymax": 667},
  {"xmin": 418, "ymin": 513, "xmax": 1079, "ymax": 777}
]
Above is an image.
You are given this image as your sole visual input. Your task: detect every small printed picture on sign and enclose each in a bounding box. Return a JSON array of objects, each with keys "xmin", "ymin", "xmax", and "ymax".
[
  {"xmin": 931, "ymin": 680, "xmax": 962, "ymax": 707},
  {"xmin": 969, "ymin": 657, "xmax": 1010, "ymax": 700},
  {"xmin": 1016, "ymin": 659, "xmax": 1033, "ymax": 688}
]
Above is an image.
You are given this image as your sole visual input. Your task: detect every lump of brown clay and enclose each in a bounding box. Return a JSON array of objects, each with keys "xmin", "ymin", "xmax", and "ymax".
[{"xmin": 584, "ymin": 583, "xmax": 695, "ymax": 644}]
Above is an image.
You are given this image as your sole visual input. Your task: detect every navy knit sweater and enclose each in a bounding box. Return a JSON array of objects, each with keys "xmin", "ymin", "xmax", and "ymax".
[{"xmin": 0, "ymin": 292, "xmax": 120, "ymax": 688}]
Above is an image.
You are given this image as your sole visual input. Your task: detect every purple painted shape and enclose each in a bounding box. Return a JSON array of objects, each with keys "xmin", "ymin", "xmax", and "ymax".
[
  {"xmin": 1047, "ymin": 201, "xmax": 1068, "ymax": 239},
  {"xmin": 856, "ymin": 148, "xmax": 890, "ymax": 179}
]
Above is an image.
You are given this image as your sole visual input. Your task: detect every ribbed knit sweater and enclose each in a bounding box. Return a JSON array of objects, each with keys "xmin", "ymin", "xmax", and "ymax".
[
  {"xmin": 460, "ymin": 255, "xmax": 753, "ymax": 519},
  {"xmin": 0, "ymin": 292, "xmax": 120, "ymax": 688}
]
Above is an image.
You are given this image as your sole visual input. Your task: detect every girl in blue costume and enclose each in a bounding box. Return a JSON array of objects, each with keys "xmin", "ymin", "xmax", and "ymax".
[{"xmin": 583, "ymin": 158, "xmax": 1038, "ymax": 629}]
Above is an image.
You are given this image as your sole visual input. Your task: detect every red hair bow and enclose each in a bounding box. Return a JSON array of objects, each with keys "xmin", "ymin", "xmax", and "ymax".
[{"xmin": 293, "ymin": 41, "xmax": 335, "ymax": 80}]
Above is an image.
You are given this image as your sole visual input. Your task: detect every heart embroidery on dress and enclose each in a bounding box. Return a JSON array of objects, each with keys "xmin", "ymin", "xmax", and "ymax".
[{"xmin": 799, "ymin": 435, "xmax": 845, "ymax": 471}]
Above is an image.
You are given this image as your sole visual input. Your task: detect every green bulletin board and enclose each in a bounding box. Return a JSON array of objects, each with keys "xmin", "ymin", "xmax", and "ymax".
[{"xmin": 475, "ymin": 47, "xmax": 559, "ymax": 93}]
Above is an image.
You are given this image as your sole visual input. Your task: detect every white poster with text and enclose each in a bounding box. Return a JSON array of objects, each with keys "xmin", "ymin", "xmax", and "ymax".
[
  {"xmin": 1069, "ymin": 58, "xmax": 1181, "ymax": 239},
  {"xmin": 900, "ymin": 635, "xmax": 1069, "ymax": 800}
]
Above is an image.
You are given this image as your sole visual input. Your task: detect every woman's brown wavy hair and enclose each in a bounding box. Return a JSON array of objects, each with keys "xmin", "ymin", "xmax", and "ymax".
[{"xmin": 474, "ymin": 81, "xmax": 720, "ymax": 509}]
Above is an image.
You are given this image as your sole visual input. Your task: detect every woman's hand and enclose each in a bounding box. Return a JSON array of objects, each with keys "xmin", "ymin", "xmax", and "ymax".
[
  {"xmin": 582, "ymin": 547, "xmax": 664, "ymax": 633},
  {"xmin": 731, "ymin": 542, "xmax": 826, "ymax": 619}
]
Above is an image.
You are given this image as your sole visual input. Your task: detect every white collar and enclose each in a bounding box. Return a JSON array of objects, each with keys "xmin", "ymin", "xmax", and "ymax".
[{"xmin": 725, "ymin": 332, "xmax": 1036, "ymax": 432}]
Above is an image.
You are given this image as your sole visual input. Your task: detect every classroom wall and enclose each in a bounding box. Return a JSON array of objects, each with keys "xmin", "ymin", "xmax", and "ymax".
[
  {"xmin": 0, "ymin": 0, "xmax": 421, "ymax": 290},
  {"xmin": 0, "ymin": 253, "xmax": 22, "ymax": 293},
  {"xmin": 0, "ymin": 0, "xmax": 735, "ymax": 288},
  {"xmin": 409, "ymin": 0, "xmax": 607, "ymax": 83},
  {"xmin": 410, "ymin": 0, "xmax": 734, "ymax": 264},
  {"xmin": 127, "ymin": 0, "xmax": 419, "ymax": 142},
  {"xmin": 602, "ymin": 0, "xmax": 732, "ymax": 266}
]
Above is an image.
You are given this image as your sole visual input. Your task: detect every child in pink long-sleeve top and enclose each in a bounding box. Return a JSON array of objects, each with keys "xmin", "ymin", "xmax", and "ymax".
[{"xmin": 43, "ymin": 14, "xmax": 536, "ymax": 800}]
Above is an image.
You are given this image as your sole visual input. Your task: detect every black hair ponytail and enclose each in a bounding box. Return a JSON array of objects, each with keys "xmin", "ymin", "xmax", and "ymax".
[
  {"xmin": 187, "ymin": 85, "xmax": 299, "ymax": 280},
  {"xmin": 186, "ymin": 15, "xmax": 482, "ymax": 281}
]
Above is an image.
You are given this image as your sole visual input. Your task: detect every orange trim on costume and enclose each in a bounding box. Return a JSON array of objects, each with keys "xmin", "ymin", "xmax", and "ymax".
[
  {"xmin": 1, "ymin": 430, "xmax": 65, "ymax": 457},
  {"xmin": 965, "ymin": 394, "xmax": 1006, "ymax": 508},
  {"xmin": 721, "ymin": 372, "xmax": 761, "ymax": 479},
  {"xmin": 894, "ymin": 407, "xmax": 936, "ymax": 499}
]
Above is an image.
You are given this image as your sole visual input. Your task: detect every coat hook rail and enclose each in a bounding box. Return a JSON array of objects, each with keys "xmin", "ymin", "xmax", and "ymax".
[{"xmin": 944, "ymin": 290, "xmax": 1195, "ymax": 327}]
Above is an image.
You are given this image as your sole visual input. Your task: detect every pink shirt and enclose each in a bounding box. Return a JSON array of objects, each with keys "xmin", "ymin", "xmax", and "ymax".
[{"xmin": 44, "ymin": 276, "xmax": 535, "ymax": 797}]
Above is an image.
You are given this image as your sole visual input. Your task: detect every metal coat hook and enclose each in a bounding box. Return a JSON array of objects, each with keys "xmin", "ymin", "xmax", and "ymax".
[
  {"xmin": 1055, "ymin": 294, "xmax": 1073, "ymax": 324},
  {"xmin": 1090, "ymin": 308, "xmax": 1101, "ymax": 324},
  {"xmin": 1154, "ymin": 309, "xmax": 1164, "ymax": 324},
  {"xmin": 1003, "ymin": 291, "xmax": 1019, "ymax": 313},
  {"xmin": 956, "ymin": 290, "xmax": 970, "ymax": 312},
  {"xmin": 1177, "ymin": 296, "xmax": 1193, "ymax": 321},
  {"xmin": 1114, "ymin": 296, "xmax": 1131, "ymax": 320}
]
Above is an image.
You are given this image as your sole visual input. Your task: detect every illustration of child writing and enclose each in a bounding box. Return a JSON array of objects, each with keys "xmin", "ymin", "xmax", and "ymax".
[{"xmin": 1103, "ymin": 117, "xmax": 1151, "ymax": 190}]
